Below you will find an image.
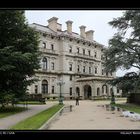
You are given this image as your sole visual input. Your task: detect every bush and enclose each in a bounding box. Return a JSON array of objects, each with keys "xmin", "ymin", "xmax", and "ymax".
[
  {"xmin": 39, "ymin": 98, "xmax": 46, "ymax": 104},
  {"xmin": 127, "ymin": 93, "xmax": 140, "ymax": 105}
]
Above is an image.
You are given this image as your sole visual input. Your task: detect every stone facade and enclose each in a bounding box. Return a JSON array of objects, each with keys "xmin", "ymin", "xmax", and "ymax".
[{"xmin": 28, "ymin": 17, "xmax": 122, "ymax": 99}]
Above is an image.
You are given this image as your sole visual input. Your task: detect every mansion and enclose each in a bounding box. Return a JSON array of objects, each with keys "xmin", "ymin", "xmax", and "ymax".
[{"xmin": 28, "ymin": 17, "xmax": 122, "ymax": 100}]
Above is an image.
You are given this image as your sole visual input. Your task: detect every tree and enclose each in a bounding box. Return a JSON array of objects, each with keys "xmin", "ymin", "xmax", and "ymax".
[
  {"xmin": 104, "ymin": 10, "xmax": 140, "ymax": 93},
  {"xmin": 0, "ymin": 10, "xmax": 40, "ymax": 107}
]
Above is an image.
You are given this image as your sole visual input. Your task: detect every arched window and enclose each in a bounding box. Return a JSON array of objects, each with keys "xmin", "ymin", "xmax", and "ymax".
[
  {"xmin": 42, "ymin": 57, "xmax": 47, "ymax": 70},
  {"xmin": 102, "ymin": 85, "xmax": 108, "ymax": 95},
  {"xmin": 42, "ymin": 80, "xmax": 48, "ymax": 94},
  {"xmin": 42, "ymin": 42, "xmax": 46, "ymax": 49}
]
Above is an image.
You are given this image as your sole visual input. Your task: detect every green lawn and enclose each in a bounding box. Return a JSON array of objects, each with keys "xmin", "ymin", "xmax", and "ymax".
[
  {"xmin": 113, "ymin": 103, "xmax": 140, "ymax": 114},
  {"xmin": 11, "ymin": 104, "xmax": 63, "ymax": 130},
  {"xmin": 0, "ymin": 106, "xmax": 27, "ymax": 118}
]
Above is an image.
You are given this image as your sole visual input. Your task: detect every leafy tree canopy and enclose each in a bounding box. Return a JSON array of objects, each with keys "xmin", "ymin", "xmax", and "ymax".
[
  {"xmin": 0, "ymin": 10, "xmax": 40, "ymax": 103},
  {"xmin": 104, "ymin": 10, "xmax": 140, "ymax": 93}
]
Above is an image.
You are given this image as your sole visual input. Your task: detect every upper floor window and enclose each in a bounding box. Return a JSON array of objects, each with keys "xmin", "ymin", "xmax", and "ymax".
[
  {"xmin": 42, "ymin": 57, "xmax": 47, "ymax": 70},
  {"xmin": 117, "ymin": 88, "xmax": 119, "ymax": 93},
  {"xmin": 35, "ymin": 85, "xmax": 38, "ymax": 94},
  {"xmin": 42, "ymin": 42, "xmax": 46, "ymax": 49},
  {"xmin": 51, "ymin": 62, "xmax": 54, "ymax": 70},
  {"xmin": 83, "ymin": 66, "xmax": 86, "ymax": 73},
  {"xmin": 102, "ymin": 69, "xmax": 104, "ymax": 75},
  {"xmin": 83, "ymin": 49, "xmax": 85, "ymax": 55},
  {"xmin": 70, "ymin": 87, "xmax": 72, "ymax": 95},
  {"xmin": 51, "ymin": 44, "xmax": 54, "ymax": 50},
  {"xmin": 95, "ymin": 67, "xmax": 97, "ymax": 74},
  {"xmin": 69, "ymin": 46, "xmax": 72, "ymax": 53},
  {"xmin": 101, "ymin": 55, "xmax": 103, "ymax": 60},
  {"xmin": 88, "ymin": 50, "xmax": 91, "ymax": 56},
  {"xmin": 89, "ymin": 67, "xmax": 91, "ymax": 74},
  {"xmin": 69, "ymin": 64, "xmax": 72, "ymax": 71},
  {"xmin": 94, "ymin": 52, "xmax": 97, "ymax": 58},
  {"xmin": 77, "ymin": 48, "xmax": 80, "ymax": 54},
  {"xmin": 77, "ymin": 65, "xmax": 80, "ymax": 72}
]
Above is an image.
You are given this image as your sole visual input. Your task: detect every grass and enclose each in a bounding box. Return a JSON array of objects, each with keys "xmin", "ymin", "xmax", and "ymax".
[
  {"xmin": 11, "ymin": 104, "xmax": 64, "ymax": 130},
  {"xmin": 18, "ymin": 101, "xmax": 45, "ymax": 105},
  {"xmin": 112, "ymin": 103, "xmax": 140, "ymax": 114},
  {"xmin": 0, "ymin": 106, "xmax": 27, "ymax": 118}
]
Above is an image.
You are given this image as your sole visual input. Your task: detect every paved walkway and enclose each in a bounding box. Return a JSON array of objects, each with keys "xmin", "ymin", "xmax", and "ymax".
[
  {"xmin": 0, "ymin": 102, "xmax": 57, "ymax": 129},
  {"xmin": 48, "ymin": 100, "xmax": 140, "ymax": 130}
]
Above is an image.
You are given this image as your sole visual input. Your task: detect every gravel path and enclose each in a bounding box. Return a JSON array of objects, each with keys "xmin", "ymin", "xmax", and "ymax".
[{"xmin": 48, "ymin": 100, "xmax": 140, "ymax": 130}]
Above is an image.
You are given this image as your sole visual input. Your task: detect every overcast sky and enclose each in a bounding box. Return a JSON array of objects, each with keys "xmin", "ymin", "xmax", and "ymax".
[{"xmin": 25, "ymin": 10, "xmax": 138, "ymax": 77}]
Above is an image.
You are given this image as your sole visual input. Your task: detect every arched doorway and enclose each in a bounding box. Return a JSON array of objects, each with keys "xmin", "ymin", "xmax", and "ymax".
[
  {"xmin": 84, "ymin": 85, "xmax": 92, "ymax": 99},
  {"xmin": 97, "ymin": 87, "xmax": 100, "ymax": 96},
  {"xmin": 76, "ymin": 87, "xmax": 80, "ymax": 96},
  {"xmin": 42, "ymin": 80, "xmax": 48, "ymax": 94}
]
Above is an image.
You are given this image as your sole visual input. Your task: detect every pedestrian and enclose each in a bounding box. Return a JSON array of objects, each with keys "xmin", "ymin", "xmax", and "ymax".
[{"xmin": 76, "ymin": 96, "xmax": 79, "ymax": 106}]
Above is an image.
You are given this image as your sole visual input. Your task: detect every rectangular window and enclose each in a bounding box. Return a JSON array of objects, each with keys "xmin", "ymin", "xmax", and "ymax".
[
  {"xmin": 69, "ymin": 46, "xmax": 72, "ymax": 53},
  {"xmin": 83, "ymin": 49, "xmax": 85, "ymax": 55},
  {"xmin": 95, "ymin": 67, "xmax": 97, "ymax": 74},
  {"xmin": 89, "ymin": 67, "xmax": 91, "ymax": 74},
  {"xmin": 77, "ymin": 48, "xmax": 79, "ymax": 54},
  {"xmin": 69, "ymin": 64, "xmax": 72, "ymax": 71},
  {"xmin": 101, "ymin": 55, "xmax": 103, "ymax": 60},
  {"xmin": 88, "ymin": 50, "xmax": 91, "ymax": 56},
  {"xmin": 51, "ymin": 62, "xmax": 54, "ymax": 70},
  {"xmin": 70, "ymin": 87, "xmax": 72, "ymax": 96},
  {"xmin": 35, "ymin": 85, "xmax": 38, "ymax": 94},
  {"xmin": 52, "ymin": 86, "xmax": 54, "ymax": 94},
  {"xmin": 117, "ymin": 88, "xmax": 119, "ymax": 93},
  {"xmin": 70, "ymin": 75, "xmax": 72, "ymax": 81},
  {"xmin": 94, "ymin": 52, "xmax": 97, "ymax": 58},
  {"xmin": 51, "ymin": 44, "xmax": 54, "ymax": 50},
  {"xmin": 83, "ymin": 66, "xmax": 85, "ymax": 73},
  {"xmin": 77, "ymin": 65, "xmax": 80, "ymax": 72},
  {"xmin": 102, "ymin": 69, "xmax": 104, "ymax": 75}
]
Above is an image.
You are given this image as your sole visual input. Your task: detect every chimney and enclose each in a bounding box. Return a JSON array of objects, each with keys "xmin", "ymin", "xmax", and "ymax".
[
  {"xmin": 86, "ymin": 30, "xmax": 94, "ymax": 41},
  {"xmin": 48, "ymin": 17, "xmax": 58, "ymax": 32},
  {"xmin": 79, "ymin": 25, "xmax": 86, "ymax": 38},
  {"xmin": 66, "ymin": 20, "xmax": 73, "ymax": 34}
]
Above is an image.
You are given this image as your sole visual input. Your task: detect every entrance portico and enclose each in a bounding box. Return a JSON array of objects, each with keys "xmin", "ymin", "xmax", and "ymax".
[
  {"xmin": 75, "ymin": 76, "xmax": 122, "ymax": 100},
  {"xmin": 84, "ymin": 85, "xmax": 92, "ymax": 99}
]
